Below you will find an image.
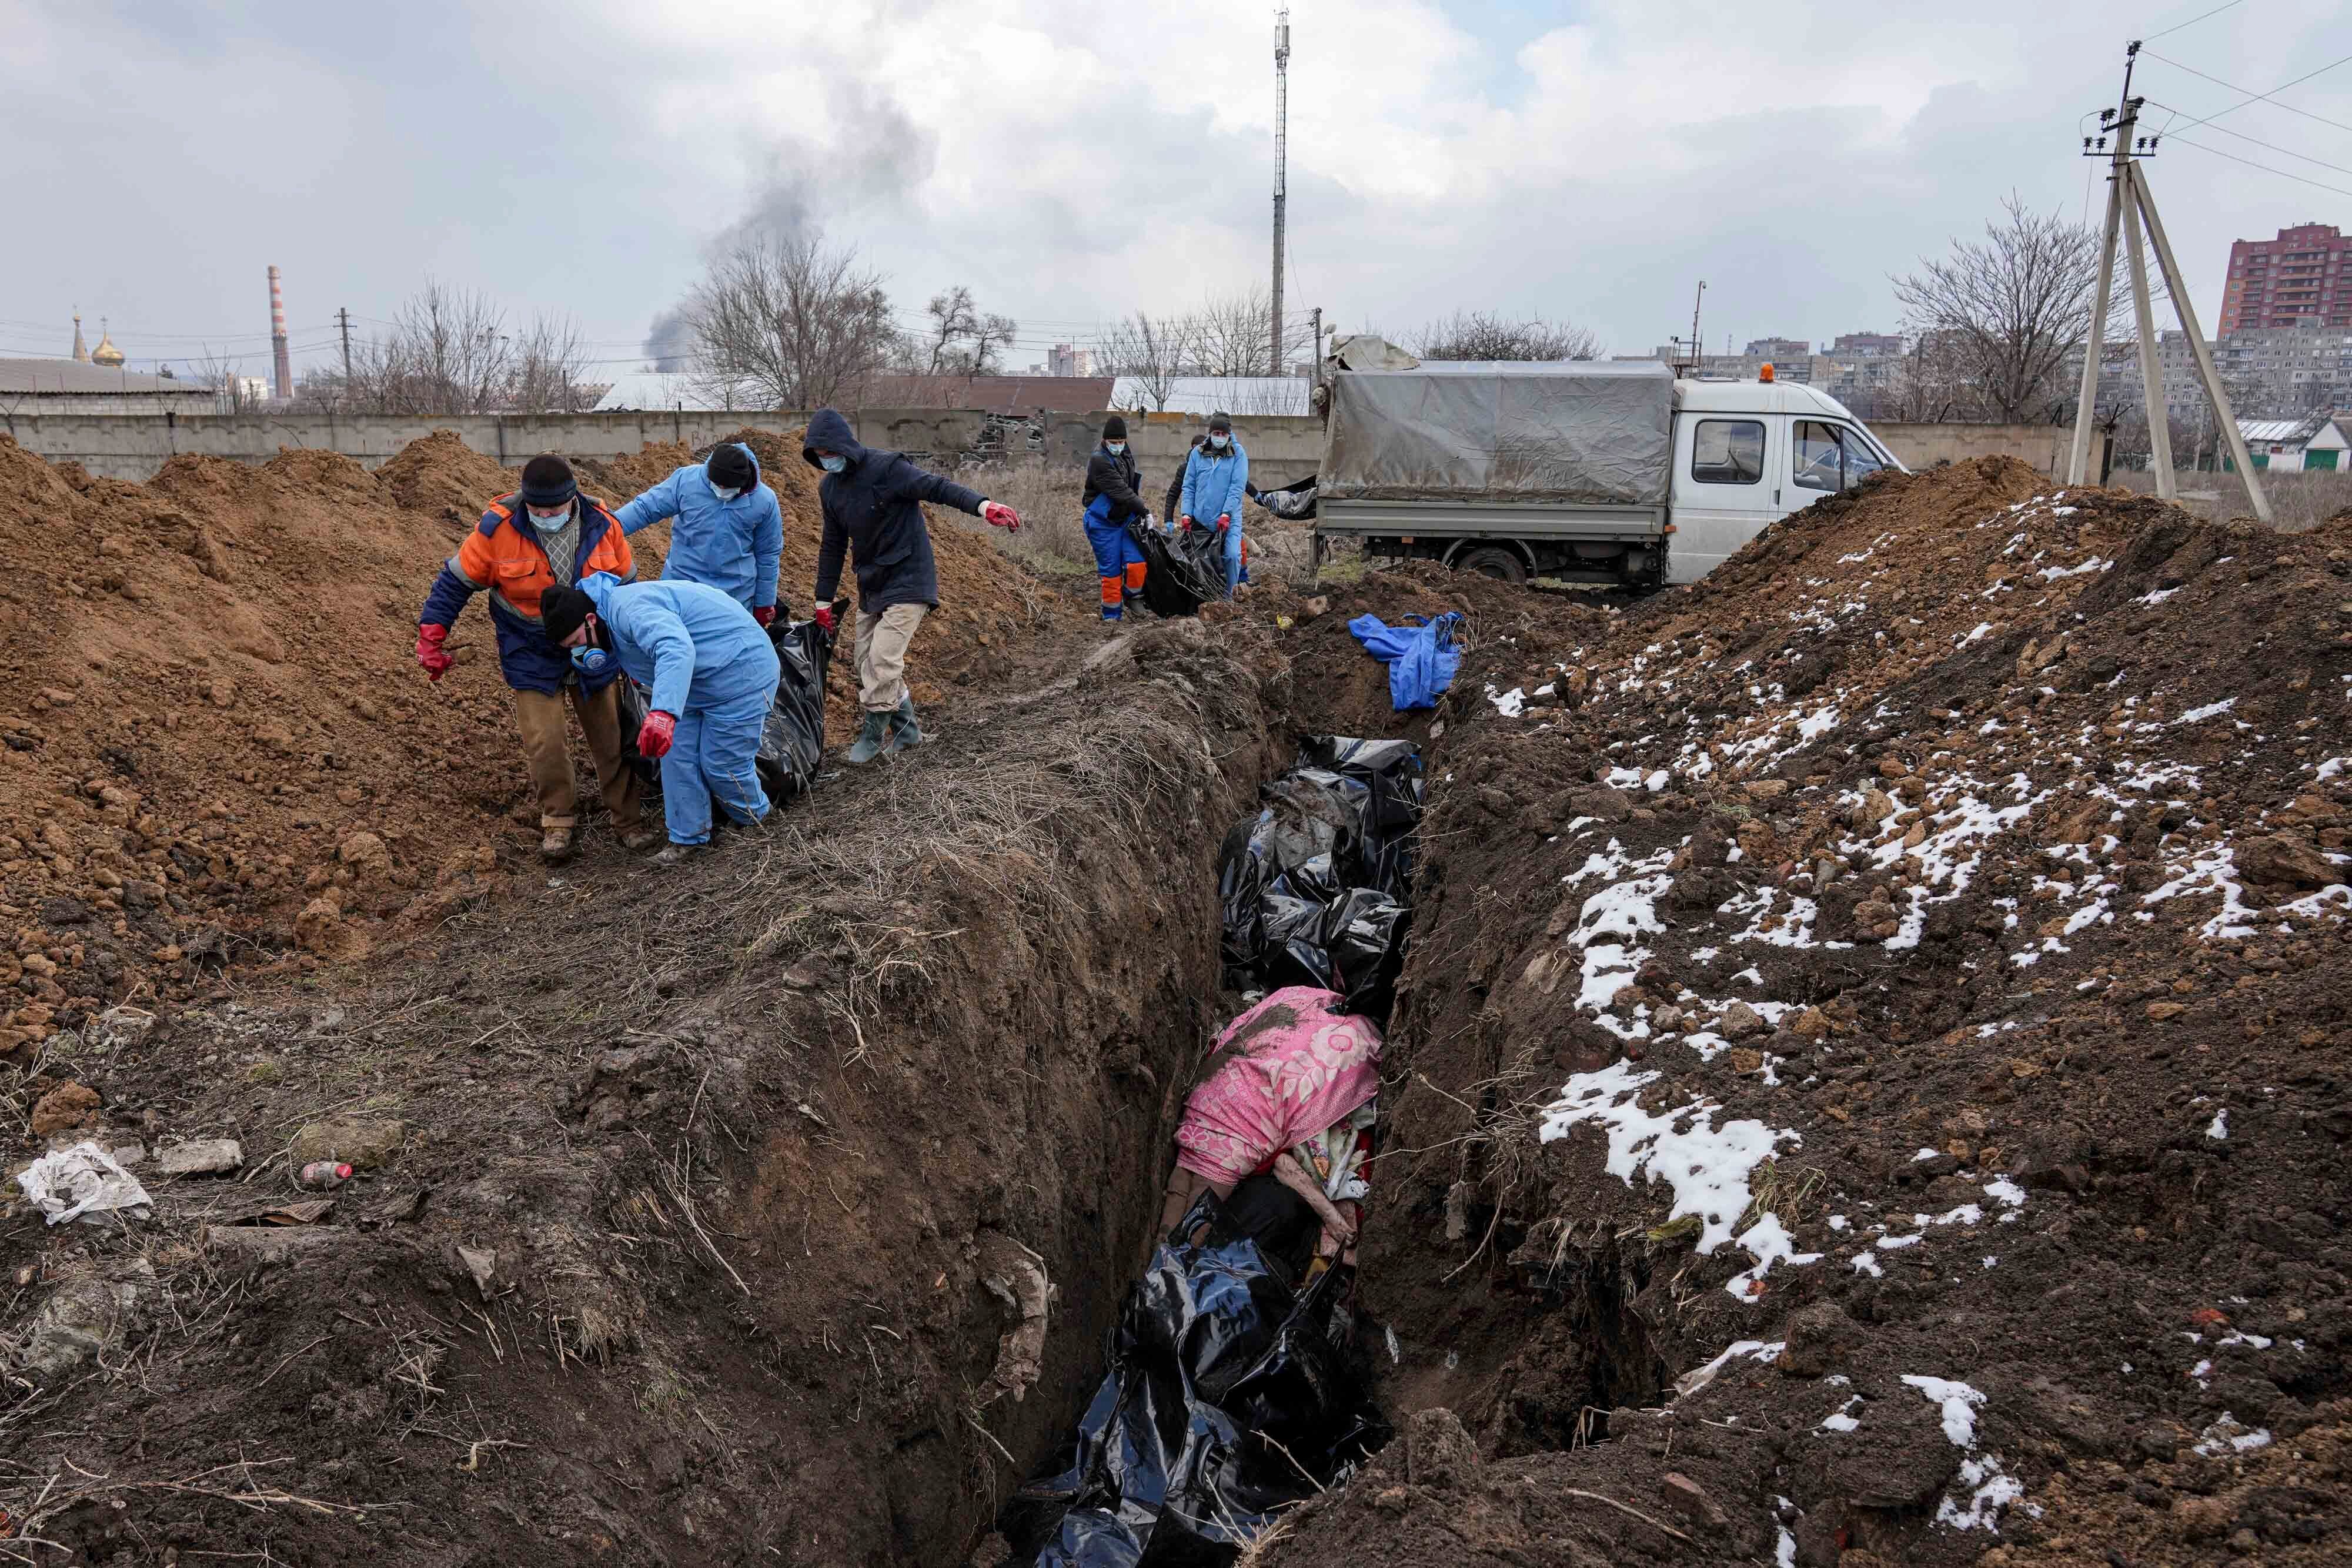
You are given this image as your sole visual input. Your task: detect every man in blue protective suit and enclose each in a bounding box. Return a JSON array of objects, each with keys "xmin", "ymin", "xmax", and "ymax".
[
  {"xmin": 613, "ymin": 442, "xmax": 786, "ymax": 622},
  {"xmin": 537, "ymin": 573, "xmax": 781, "ymax": 864},
  {"xmin": 1081, "ymin": 414, "xmax": 1151, "ymax": 621},
  {"xmin": 1177, "ymin": 410, "xmax": 1250, "ymax": 596}
]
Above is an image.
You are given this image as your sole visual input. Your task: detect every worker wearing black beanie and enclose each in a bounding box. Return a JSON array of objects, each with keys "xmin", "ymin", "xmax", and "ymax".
[
  {"xmin": 1082, "ymin": 414, "xmax": 1151, "ymax": 621},
  {"xmin": 414, "ymin": 452, "xmax": 654, "ymax": 863}
]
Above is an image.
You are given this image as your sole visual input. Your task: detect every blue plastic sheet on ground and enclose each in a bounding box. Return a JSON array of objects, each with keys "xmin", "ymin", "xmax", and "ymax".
[{"xmin": 1347, "ymin": 611, "xmax": 1462, "ymax": 711}]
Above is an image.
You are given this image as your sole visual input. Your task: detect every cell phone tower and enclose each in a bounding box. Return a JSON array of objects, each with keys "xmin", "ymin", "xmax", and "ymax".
[{"xmin": 1271, "ymin": 7, "xmax": 1289, "ymax": 376}]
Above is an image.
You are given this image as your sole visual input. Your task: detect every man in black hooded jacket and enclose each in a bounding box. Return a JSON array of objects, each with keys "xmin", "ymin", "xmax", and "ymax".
[{"xmin": 803, "ymin": 408, "xmax": 1022, "ymax": 763}]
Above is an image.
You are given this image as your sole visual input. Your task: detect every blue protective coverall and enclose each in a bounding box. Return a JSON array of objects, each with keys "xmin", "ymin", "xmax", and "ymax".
[
  {"xmin": 579, "ymin": 572, "xmax": 781, "ymax": 846},
  {"xmin": 1178, "ymin": 439, "xmax": 1250, "ymax": 594},
  {"xmin": 613, "ymin": 443, "xmax": 786, "ymax": 613}
]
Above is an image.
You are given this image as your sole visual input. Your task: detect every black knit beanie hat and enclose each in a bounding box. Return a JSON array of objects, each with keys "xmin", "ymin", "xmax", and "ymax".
[
  {"xmin": 1207, "ymin": 410, "xmax": 1232, "ymax": 434},
  {"xmin": 706, "ymin": 444, "xmax": 756, "ymax": 490},
  {"xmin": 1101, "ymin": 414, "xmax": 1127, "ymax": 442},
  {"xmin": 520, "ymin": 454, "xmax": 578, "ymax": 509},
  {"xmin": 539, "ymin": 584, "xmax": 596, "ymax": 643}
]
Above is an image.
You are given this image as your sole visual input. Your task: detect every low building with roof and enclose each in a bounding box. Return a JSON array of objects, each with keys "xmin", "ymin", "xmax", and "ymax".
[{"xmin": 2231, "ymin": 413, "xmax": 2349, "ymax": 472}]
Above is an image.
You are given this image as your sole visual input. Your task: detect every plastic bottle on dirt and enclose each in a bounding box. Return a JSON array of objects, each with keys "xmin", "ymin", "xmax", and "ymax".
[{"xmin": 298, "ymin": 1161, "xmax": 353, "ymax": 1189}]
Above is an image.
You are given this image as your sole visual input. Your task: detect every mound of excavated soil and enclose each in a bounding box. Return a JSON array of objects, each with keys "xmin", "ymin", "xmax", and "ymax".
[
  {"xmin": 1260, "ymin": 457, "xmax": 2352, "ymax": 1566},
  {"xmin": 0, "ymin": 426, "xmax": 1087, "ymax": 1041},
  {"xmin": 372, "ymin": 428, "xmax": 514, "ymax": 526}
]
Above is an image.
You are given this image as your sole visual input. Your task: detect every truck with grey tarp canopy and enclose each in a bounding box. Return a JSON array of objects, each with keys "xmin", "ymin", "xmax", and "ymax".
[{"xmin": 1312, "ymin": 342, "xmax": 1903, "ymax": 588}]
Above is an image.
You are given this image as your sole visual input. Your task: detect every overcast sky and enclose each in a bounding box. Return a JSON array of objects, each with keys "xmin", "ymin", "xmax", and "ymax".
[{"xmin": 8, "ymin": 0, "xmax": 2351, "ymax": 382}]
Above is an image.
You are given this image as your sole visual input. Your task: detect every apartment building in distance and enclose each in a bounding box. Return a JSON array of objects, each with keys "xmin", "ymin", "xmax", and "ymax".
[{"xmin": 2219, "ymin": 222, "xmax": 2352, "ymax": 334}]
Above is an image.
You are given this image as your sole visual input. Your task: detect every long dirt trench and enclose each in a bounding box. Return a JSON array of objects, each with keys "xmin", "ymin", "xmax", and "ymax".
[{"xmin": 1, "ymin": 615, "xmax": 1382, "ymax": 1566}]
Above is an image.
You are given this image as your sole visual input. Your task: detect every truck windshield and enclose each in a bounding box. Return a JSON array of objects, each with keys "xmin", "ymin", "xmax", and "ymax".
[{"xmin": 1793, "ymin": 421, "xmax": 1888, "ymax": 492}]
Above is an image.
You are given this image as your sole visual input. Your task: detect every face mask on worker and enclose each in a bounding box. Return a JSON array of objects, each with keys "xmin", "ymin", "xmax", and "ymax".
[
  {"xmin": 1105, "ymin": 441, "xmax": 1126, "ymax": 455},
  {"xmin": 529, "ymin": 504, "xmax": 570, "ymax": 531},
  {"xmin": 569, "ymin": 627, "xmax": 610, "ymax": 676},
  {"xmin": 710, "ymin": 484, "xmax": 741, "ymax": 502},
  {"xmin": 1208, "ymin": 434, "xmax": 1230, "ymax": 451},
  {"xmin": 820, "ymin": 454, "xmax": 847, "ymax": 473}
]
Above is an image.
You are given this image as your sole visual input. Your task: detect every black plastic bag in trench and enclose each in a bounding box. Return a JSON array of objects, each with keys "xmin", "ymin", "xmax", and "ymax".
[
  {"xmin": 754, "ymin": 617, "xmax": 833, "ymax": 801},
  {"xmin": 1008, "ymin": 1191, "xmax": 1388, "ymax": 1566},
  {"xmin": 1131, "ymin": 520, "xmax": 1228, "ymax": 618},
  {"xmin": 1218, "ymin": 737, "xmax": 1422, "ymax": 1019}
]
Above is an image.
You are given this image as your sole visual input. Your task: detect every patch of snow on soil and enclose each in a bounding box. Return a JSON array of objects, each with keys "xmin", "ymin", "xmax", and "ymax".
[
  {"xmin": 1541, "ymin": 1062, "xmax": 1801, "ymax": 1293},
  {"xmin": 1485, "ymin": 686, "xmax": 1526, "ymax": 718},
  {"xmin": 1900, "ymin": 1376, "xmax": 2023, "ymax": 1530}
]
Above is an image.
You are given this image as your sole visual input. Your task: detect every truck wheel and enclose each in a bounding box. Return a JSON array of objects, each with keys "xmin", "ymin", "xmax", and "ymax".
[{"xmin": 1455, "ymin": 546, "xmax": 1529, "ymax": 584}]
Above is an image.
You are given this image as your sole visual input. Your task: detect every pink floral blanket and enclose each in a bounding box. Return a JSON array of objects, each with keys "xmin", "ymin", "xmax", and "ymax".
[{"xmin": 1173, "ymin": 987, "xmax": 1384, "ymax": 1184}]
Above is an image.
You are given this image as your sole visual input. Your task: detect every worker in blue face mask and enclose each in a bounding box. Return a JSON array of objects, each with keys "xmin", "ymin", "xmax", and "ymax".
[
  {"xmin": 613, "ymin": 442, "xmax": 786, "ymax": 621},
  {"xmin": 1177, "ymin": 411, "xmax": 1250, "ymax": 596},
  {"xmin": 801, "ymin": 408, "xmax": 1022, "ymax": 763},
  {"xmin": 1082, "ymin": 414, "xmax": 1151, "ymax": 621}
]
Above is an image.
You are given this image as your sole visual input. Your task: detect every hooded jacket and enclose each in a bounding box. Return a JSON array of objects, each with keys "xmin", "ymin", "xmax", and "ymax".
[
  {"xmin": 613, "ymin": 442, "xmax": 785, "ymax": 612},
  {"xmin": 1180, "ymin": 437, "xmax": 1250, "ymax": 529},
  {"xmin": 577, "ymin": 573, "xmax": 779, "ymax": 718},
  {"xmin": 1083, "ymin": 443, "xmax": 1148, "ymax": 526},
  {"xmin": 419, "ymin": 494, "xmax": 634, "ymax": 695},
  {"xmin": 803, "ymin": 408, "xmax": 987, "ymax": 611}
]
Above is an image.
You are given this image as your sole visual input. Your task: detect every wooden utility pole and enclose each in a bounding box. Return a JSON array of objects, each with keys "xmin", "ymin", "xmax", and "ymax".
[{"xmin": 2068, "ymin": 42, "xmax": 2270, "ymax": 521}]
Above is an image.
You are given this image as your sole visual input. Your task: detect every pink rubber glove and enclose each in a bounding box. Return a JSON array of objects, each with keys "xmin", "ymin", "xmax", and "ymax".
[
  {"xmin": 813, "ymin": 605, "xmax": 837, "ymax": 636},
  {"xmin": 751, "ymin": 605, "xmax": 776, "ymax": 627},
  {"xmin": 980, "ymin": 500, "xmax": 1022, "ymax": 533},
  {"xmin": 1215, "ymin": 514, "xmax": 1232, "ymax": 533}
]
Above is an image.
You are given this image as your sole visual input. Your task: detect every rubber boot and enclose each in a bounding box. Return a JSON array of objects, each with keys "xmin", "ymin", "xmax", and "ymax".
[
  {"xmin": 886, "ymin": 694, "xmax": 924, "ymax": 754},
  {"xmin": 845, "ymin": 710, "xmax": 890, "ymax": 764}
]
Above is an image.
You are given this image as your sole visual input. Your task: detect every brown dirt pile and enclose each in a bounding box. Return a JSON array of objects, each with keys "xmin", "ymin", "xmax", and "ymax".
[
  {"xmin": 371, "ymin": 427, "xmax": 513, "ymax": 524},
  {"xmin": 0, "ymin": 436, "xmax": 529, "ymax": 1047},
  {"xmin": 1258, "ymin": 456, "xmax": 2352, "ymax": 1564},
  {"xmin": 0, "ymin": 424, "xmax": 1087, "ymax": 1043}
]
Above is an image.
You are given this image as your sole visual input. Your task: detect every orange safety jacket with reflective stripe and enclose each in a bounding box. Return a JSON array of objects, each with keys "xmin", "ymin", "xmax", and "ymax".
[{"xmin": 418, "ymin": 494, "xmax": 635, "ymax": 694}]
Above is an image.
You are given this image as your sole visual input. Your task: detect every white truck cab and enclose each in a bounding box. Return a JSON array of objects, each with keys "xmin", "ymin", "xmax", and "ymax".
[
  {"xmin": 1667, "ymin": 376, "xmax": 1903, "ymax": 581},
  {"xmin": 1312, "ymin": 356, "xmax": 1906, "ymax": 589}
]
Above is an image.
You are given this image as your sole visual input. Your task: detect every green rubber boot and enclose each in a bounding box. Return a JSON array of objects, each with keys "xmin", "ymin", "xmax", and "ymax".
[
  {"xmin": 844, "ymin": 710, "xmax": 891, "ymax": 764},
  {"xmin": 885, "ymin": 694, "xmax": 924, "ymax": 754}
]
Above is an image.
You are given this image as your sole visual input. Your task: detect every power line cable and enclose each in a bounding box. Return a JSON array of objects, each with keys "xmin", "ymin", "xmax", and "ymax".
[
  {"xmin": 2142, "ymin": 48, "xmax": 2352, "ymax": 136},
  {"xmin": 2146, "ymin": 101, "xmax": 2352, "ymax": 175},
  {"xmin": 2164, "ymin": 133, "xmax": 2352, "ymax": 198},
  {"xmin": 2145, "ymin": 0, "xmax": 2247, "ymax": 41}
]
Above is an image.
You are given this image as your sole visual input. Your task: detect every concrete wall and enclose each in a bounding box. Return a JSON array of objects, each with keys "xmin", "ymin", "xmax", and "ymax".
[
  {"xmin": 1870, "ymin": 422, "xmax": 2082, "ymax": 476},
  {"xmin": 0, "ymin": 407, "xmax": 1331, "ymax": 488}
]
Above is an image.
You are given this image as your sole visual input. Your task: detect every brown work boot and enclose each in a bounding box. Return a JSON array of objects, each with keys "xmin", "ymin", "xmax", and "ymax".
[
  {"xmin": 618, "ymin": 825, "xmax": 659, "ymax": 852},
  {"xmin": 540, "ymin": 825, "xmax": 577, "ymax": 864}
]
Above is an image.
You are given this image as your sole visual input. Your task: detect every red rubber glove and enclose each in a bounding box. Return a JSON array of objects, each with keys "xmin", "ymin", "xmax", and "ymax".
[
  {"xmin": 415, "ymin": 623, "xmax": 454, "ymax": 681},
  {"xmin": 1215, "ymin": 513, "xmax": 1232, "ymax": 533},
  {"xmin": 813, "ymin": 605, "xmax": 837, "ymax": 636},
  {"xmin": 1179, "ymin": 515, "xmax": 1197, "ymax": 532},
  {"xmin": 980, "ymin": 500, "xmax": 1022, "ymax": 533},
  {"xmin": 637, "ymin": 710, "xmax": 677, "ymax": 760},
  {"xmin": 752, "ymin": 605, "xmax": 776, "ymax": 627}
]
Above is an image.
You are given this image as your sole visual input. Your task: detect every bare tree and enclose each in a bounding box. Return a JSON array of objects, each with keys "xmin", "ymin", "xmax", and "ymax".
[
  {"xmin": 917, "ymin": 285, "xmax": 1018, "ymax": 376},
  {"xmin": 680, "ymin": 229, "xmax": 897, "ymax": 409},
  {"xmin": 1192, "ymin": 287, "xmax": 1275, "ymax": 379},
  {"xmin": 1409, "ymin": 310, "xmax": 1602, "ymax": 362},
  {"xmin": 509, "ymin": 312, "xmax": 597, "ymax": 413},
  {"xmin": 1104, "ymin": 312, "xmax": 1195, "ymax": 411},
  {"xmin": 921, "ymin": 286, "xmax": 977, "ymax": 373},
  {"xmin": 189, "ymin": 347, "xmax": 267, "ymax": 413},
  {"xmin": 1891, "ymin": 195, "xmax": 2122, "ymax": 422}
]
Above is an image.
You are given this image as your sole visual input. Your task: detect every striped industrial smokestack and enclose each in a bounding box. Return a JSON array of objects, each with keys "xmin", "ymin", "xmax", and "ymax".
[{"xmin": 268, "ymin": 265, "xmax": 291, "ymax": 403}]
